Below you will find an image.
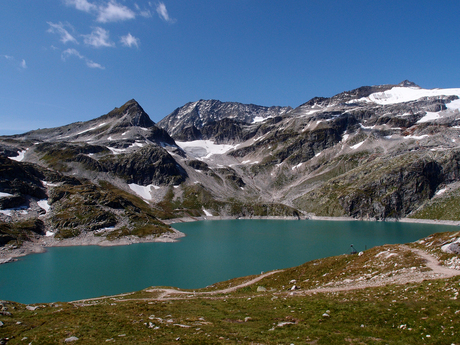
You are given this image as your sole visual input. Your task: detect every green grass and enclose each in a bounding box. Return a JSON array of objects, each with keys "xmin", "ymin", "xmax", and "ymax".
[{"xmin": 409, "ymin": 188, "xmax": 460, "ymax": 221}]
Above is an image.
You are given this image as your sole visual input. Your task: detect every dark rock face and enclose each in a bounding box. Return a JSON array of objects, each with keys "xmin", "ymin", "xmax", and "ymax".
[
  {"xmin": 340, "ymin": 160, "xmax": 443, "ymax": 219},
  {"xmin": 170, "ymin": 125, "xmax": 202, "ymax": 142},
  {"xmin": 158, "ymin": 99, "xmax": 291, "ymax": 138},
  {"xmin": 0, "ymin": 156, "xmax": 48, "ymax": 205},
  {"xmin": 101, "ymin": 146, "xmax": 187, "ymax": 186}
]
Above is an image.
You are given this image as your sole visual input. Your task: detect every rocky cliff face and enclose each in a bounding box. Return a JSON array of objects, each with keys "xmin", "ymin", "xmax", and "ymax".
[
  {"xmin": 2, "ymin": 81, "xmax": 460, "ymax": 247},
  {"xmin": 157, "ymin": 99, "xmax": 291, "ymax": 139}
]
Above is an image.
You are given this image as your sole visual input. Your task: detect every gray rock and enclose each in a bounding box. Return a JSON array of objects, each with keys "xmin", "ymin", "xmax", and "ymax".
[{"xmin": 65, "ymin": 336, "xmax": 79, "ymax": 342}]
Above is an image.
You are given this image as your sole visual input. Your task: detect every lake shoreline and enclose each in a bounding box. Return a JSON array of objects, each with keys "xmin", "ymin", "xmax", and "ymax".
[
  {"xmin": 163, "ymin": 215, "xmax": 460, "ymax": 227},
  {"xmin": 0, "ymin": 227, "xmax": 186, "ymax": 265},
  {"xmin": 1, "ymin": 216, "xmax": 459, "ymax": 265}
]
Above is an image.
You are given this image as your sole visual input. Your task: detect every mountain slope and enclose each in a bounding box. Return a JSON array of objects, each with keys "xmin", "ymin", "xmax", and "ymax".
[{"xmin": 2, "ymin": 81, "xmax": 460, "ymax": 248}]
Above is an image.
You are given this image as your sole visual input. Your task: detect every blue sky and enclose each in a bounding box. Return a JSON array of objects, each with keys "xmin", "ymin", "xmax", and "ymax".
[{"xmin": 1, "ymin": 0, "xmax": 459, "ymax": 135}]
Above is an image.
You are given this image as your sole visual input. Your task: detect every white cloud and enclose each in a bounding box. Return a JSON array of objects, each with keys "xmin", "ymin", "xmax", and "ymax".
[
  {"xmin": 97, "ymin": 1, "xmax": 136, "ymax": 23},
  {"xmin": 135, "ymin": 3, "xmax": 152, "ymax": 18},
  {"xmin": 120, "ymin": 33, "xmax": 139, "ymax": 48},
  {"xmin": 3, "ymin": 55, "xmax": 27, "ymax": 70},
  {"xmin": 61, "ymin": 48, "xmax": 105, "ymax": 69},
  {"xmin": 156, "ymin": 2, "xmax": 176, "ymax": 23},
  {"xmin": 64, "ymin": 0, "xmax": 97, "ymax": 12},
  {"xmin": 85, "ymin": 60, "xmax": 104, "ymax": 69},
  {"xmin": 47, "ymin": 22, "xmax": 78, "ymax": 44},
  {"xmin": 64, "ymin": 0, "xmax": 136, "ymax": 23},
  {"xmin": 83, "ymin": 27, "xmax": 114, "ymax": 48},
  {"xmin": 61, "ymin": 48, "xmax": 84, "ymax": 60}
]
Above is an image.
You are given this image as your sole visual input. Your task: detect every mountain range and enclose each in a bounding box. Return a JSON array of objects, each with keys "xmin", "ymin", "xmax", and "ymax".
[{"xmin": 2, "ymin": 80, "xmax": 460, "ymax": 246}]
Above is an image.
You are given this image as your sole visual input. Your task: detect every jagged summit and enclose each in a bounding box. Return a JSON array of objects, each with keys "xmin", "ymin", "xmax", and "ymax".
[
  {"xmin": 398, "ymin": 80, "xmax": 419, "ymax": 88},
  {"xmin": 157, "ymin": 99, "xmax": 292, "ymax": 138},
  {"xmin": 103, "ymin": 99, "xmax": 156, "ymax": 128},
  {"xmin": 11, "ymin": 99, "xmax": 175, "ymax": 147}
]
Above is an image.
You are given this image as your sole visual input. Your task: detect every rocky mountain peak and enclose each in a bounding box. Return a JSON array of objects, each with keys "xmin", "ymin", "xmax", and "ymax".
[
  {"xmin": 158, "ymin": 99, "xmax": 291, "ymax": 138},
  {"xmin": 105, "ymin": 99, "xmax": 155, "ymax": 128},
  {"xmin": 398, "ymin": 80, "xmax": 419, "ymax": 88}
]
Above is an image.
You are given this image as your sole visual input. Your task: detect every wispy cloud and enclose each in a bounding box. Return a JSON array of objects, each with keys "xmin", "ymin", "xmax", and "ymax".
[
  {"xmin": 2, "ymin": 55, "xmax": 27, "ymax": 70},
  {"xmin": 64, "ymin": 0, "xmax": 96, "ymax": 13},
  {"xmin": 83, "ymin": 27, "xmax": 114, "ymax": 48},
  {"xmin": 97, "ymin": 1, "xmax": 136, "ymax": 23},
  {"xmin": 61, "ymin": 48, "xmax": 105, "ymax": 69},
  {"xmin": 156, "ymin": 2, "xmax": 176, "ymax": 23},
  {"xmin": 120, "ymin": 33, "xmax": 140, "ymax": 48},
  {"xmin": 47, "ymin": 22, "xmax": 78, "ymax": 44},
  {"xmin": 135, "ymin": 3, "xmax": 152, "ymax": 18},
  {"xmin": 64, "ymin": 0, "xmax": 136, "ymax": 23}
]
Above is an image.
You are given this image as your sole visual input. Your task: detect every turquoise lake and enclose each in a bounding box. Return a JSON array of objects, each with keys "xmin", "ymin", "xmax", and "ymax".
[{"xmin": 0, "ymin": 219, "xmax": 454, "ymax": 304}]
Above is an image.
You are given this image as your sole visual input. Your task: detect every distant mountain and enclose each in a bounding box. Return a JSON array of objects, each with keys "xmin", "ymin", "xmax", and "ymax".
[
  {"xmin": 157, "ymin": 99, "xmax": 291, "ymax": 140},
  {"xmin": 15, "ymin": 99, "xmax": 176, "ymax": 147},
  {"xmin": 2, "ymin": 81, "xmax": 460, "ymax": 248}
]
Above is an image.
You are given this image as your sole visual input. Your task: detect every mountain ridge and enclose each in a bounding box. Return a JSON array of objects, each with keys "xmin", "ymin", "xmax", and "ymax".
[{"xmin": 2, "ymin": 80, "xmax": 460, "ymax": 247}]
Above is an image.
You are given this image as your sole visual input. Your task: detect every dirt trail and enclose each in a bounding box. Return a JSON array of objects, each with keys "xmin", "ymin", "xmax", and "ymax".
[
  {"xmin": 73, "ymin": 246, "xmax": 459, "ymax": 304},
  {"xmin": 73, "ymin": 270, "xmax": 283, "ymax": 304},
  {"xmin": 300, "ymin": 245, "xmax": 460, "ymax": 296}
]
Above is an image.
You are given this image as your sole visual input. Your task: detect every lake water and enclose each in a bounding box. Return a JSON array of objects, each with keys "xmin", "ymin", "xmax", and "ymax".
[{"xmin": 0, "ymin": 220, "xmax": 454, "ymax": 304}]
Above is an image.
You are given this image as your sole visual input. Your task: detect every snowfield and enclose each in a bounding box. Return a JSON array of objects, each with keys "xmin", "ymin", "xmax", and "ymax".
[
  {"xmin": 363, "ymin": 86, "xmax": 460, "ymax": 105},
  {"xmin": 176, "ymin": 140, "xmax": 237, "ymax": 159},
  {"xmin": 128, "ymin": 183, "xmax": 160, "ymax": 201}
]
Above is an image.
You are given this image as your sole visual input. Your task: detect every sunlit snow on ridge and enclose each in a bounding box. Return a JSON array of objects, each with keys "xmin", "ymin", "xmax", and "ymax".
[
  {"xmin": 176, "ymin": 140, "xmax": 236, "ymax": 159},
  {"xmin": 362, "ymin": 86, "xmax": 460, "ymax": 105}
]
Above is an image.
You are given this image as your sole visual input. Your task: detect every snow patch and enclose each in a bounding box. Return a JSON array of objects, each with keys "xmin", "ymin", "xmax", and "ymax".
[
  {"xmin": 446, "ymin": 98, "xmax": 460, "ymax": 111},
  {"xmin": 417, "ymin": 111, "xmax": 441, "ymax": 123},
  {"xmin": 435, "ymin": 188, "xmax": 447, "ymax": 196},
  {"xmin": 9, "ymin": 149, "xmax": 27, "ymax": 162},
  {"xmin": 37, "ymin": 200, "xmax": 50, "ymax": 213},
  {"xmin": 0, "ymin": 192, "xmax": 13, "ymax": 198},
  {"xmin": 76, "ymin": 122, "xmax": 106, "ymax": 135},
  {"xmin": 252, "ymin": 116, "xmax": 269, "ymax": 123},
  {"xmin": 350, "ymin": 141, "xmax": 365, "ymax": 150},
  {"xmin": 128, "ymin": 183, "xmax": 159, "ymax": 201},
  {"xmin": 42, "ymin": 181, "xmax": 59, "ymax": 187},
  {"xmin": 45, "ymin": 231, "xmax": 55, "ymax": 237},
  {"xmin": 342, "ymin": 134, "xmax": 349, "ymax": 142},
  {"xmin": 202, "ymin": 208, "xmax": 213, "ymax": 217},
  {"xmin": 403, "ymin": 134, "xmax": 429, "ymax": 140},
  {"xmin": 292, "ymin": 163, "xmax": 302, "ymax": 170},
  {"xmin": 107, "ymin": 147, "xmax": 127, "ymax": 155},
  {"xmin": 176, "ymin": 140, "xmax": 236, "ymax": 159}
]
